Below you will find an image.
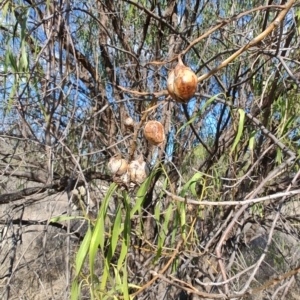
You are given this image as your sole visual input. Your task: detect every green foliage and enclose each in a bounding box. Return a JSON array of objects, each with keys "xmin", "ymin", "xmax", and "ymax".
[
  {"xmin": 69, "ymin": 171, "xmax": 164, "ymax": 299},
  {"xmin": 230, "ymin": 108, "xmax": 246, "ymax": 155},
  {"xmin": 1, "ymin": 0, "xmax": 300, "ymax": 298}
]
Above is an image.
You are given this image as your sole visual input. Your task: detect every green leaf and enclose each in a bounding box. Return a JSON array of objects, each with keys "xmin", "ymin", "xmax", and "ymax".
[
  {"xmin": 154, "ymin": 200, "xmax": 161, "ymax": 224},
  {"xmin": 75, "ymin": 225, "xmax": 91, "ymax": 276},
  {"xmin": 117, "ymin": 192, "xmax": 131, "ymax": 270},
  {"xmin": 155, "ymin": 202, "xmax": 173, "ymax": 261},
  {"xmin": 276, "ymin": 147, "xmax": 282, "ymax": 164},
  {"xmin": 296, "ymin": 9, "xmax": 300, "ymax": 33},
  {"xmin": 248, "ymin": 130, "xmax": 256, "ymax": 161},
  {"xmin": 20, "ymin": 44, "xmax": 28, "ymax": 71},
  {"xmin": 248, "ymin": 130, "xmax": 256, "ymax": 152},
  {"xmin": 117, "ymin": 237, "xmax": 128, "ymax": 271},
  {"xmin": 0, "ymin": 2, "xmax": 11, "ymax": 24},
  {"xmin": 107, "ymin": 204, "xmax": 122, "ymax": 263},
  {"xmin": 8, "ymin": 51, "xmax": 18, "ymax": 72},
  {"xmin": 89, "ymin": 183, "xmax": 118, "ymax": 277},
  {"xmin": 71, "ymin": 279, "xmax": 79, "ymax": 300},
  {"xmin": 180, "ymin": 172, "xmax": 203, "ymax": 197},
  {"xmin": 130, "ymin": 169, "xmax": 157, "ymax": 217},
  {"xmin": 100, "ymin": 259, "xmax": 110, "ymax": 292},
  {"xmin": 178, "ymin": 201, "xmax": 186, "ymax": 240},
  {"xmin": 122, "ymin": 264, "xmax": 129, "ymax": 300},
  {"xmin": 230, "ymin": 108, "xmax": 245, "ymax": 155},
  {"xmin": 50, "ymin": 215, "xmax": 86, "ymax": 223},
  {"xmin": 113, "ymin": 265, "xmax": 122, "ymax": 287},
  {"xmin": 281, "ymin": 116, "xmax": 295, "ymax": 136}
]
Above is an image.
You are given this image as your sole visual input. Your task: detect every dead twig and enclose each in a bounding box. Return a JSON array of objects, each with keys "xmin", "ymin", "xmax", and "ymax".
[{"xmin": 163, "ymin": 188, "xmax": 300, "ymax": 206}]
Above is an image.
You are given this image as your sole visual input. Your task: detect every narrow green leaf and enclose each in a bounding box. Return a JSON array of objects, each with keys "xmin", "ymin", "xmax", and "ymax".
[
  {"xmin": 108, "ymin": 204, "xmax": 122, "ymax": 263},
  {"xmin": 248, "ymin": 130, "xmax": 256, "ymax": 152},
  {"xmin": 154, "ymin": 201, "xmax": 161, "ymax": 226},
  {"xmin": 276, "ymin": 147, "xmax": 282, "ymax": 164},
  {"xmin": 71, "ymin": 279, "xmax": 79, "ymax": 300},
  {"xmin": 8, "ymin": 52, "xmax": 18, "ymax": 72},
  {"xmin": 171, "ymin": 209, "xmax": 179, "ymax": 246},
  {"xmin": 117, "ymin": 192, "xmax": 131, "ymax": 270},
  {"xmin": 179, "ymin": 202, "xmax": 186, "ymax": 239},
  {"xmin": 155, "ymin": 202, "xmax": 173, "ymax": 261},
  {"xmin": 20, "ymin": 44, "xmax": 28, "ymax": 71},
  {"xmin": 100, "ymin": 259, "xmax": 110, "ymax": 292},
  {"xmin": 180, "ymin": 172, "xmax": 202, "ymax": 197},
  {"xmin": 6, "ymin": 81, "xmax": 17, "ymax": 115},
  {"xmin": 230, "ymin": 108, "xmax": 245, "ymax": 155},
  {"xmin": 123, "ymin": 191, "xmax": 131, "ymax": 247},
  {"xmin": 0, "ymin": 2, "xmax": 10, "ymax": 24},
  {"xmin": 89, "ymin": 183, "xmax": 118, "ymax": 277},
  {"xmin": 130, "ymin": 169, "xmax": 157, "ymax": 217},
  {"xmin": 75, "ymin": 225, "xmax": 91, "ymax": 276},
  {"xmin": 281, "ymin": 116, "xmax": 295, "ymax": 135},
  {"xmin": 117, "ymin": 238, "xmax": 128, "ymax": 271},
  {"xmin": 122, "ymin": 264, "xmax": 129, "ymax": 300},
  {"xmin": 113, "ymin": 265, "xmax": 122, "ymax": 287},
  {"xmin": 50, "ymin": 215, "xmax": 85, "ymax": 223}
]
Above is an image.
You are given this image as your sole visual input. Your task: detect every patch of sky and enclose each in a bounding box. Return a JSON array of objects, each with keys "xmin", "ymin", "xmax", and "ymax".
[
  {"xmin": 165, "ymin": 126, "xmax": 175, "ymax": 162},
  {"xmin": 146, "ymin": 67, "xmax": 155, "ymax": 94},
  {"xmin": 150, "ymin": 147, "xmax": 158, "ymax": 166},
  {"xmin": 177, "ymin": 0, "xmax": 186, "ymax": 19}
]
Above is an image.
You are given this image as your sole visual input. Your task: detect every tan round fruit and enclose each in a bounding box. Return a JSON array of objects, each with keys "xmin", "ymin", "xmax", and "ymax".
[
  {"xmin": 167, "ymin": 56, "xmax": 198, "ymax": 103},
  {"xmin": 128, "ymin": 155, "xmax": 149, "ymax": 184},
  {"xmin": 144, "ymin": 120, "xmax": 165, "ymax": 146},
  {"xmin": 108, "ymin": 154, "xmax": 128, "ymax": 176},
  {"xmin": 124, "ymin": 116, "xmax": 134, "ymax": 128}
]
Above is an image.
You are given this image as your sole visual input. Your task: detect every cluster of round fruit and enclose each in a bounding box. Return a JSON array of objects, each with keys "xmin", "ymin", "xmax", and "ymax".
[
  {"xmin": 142, "ymin": 56, "xmax": 198, "ymax": 147},
  {"xmin": 108, "ymin": 57, "xmax": 198, "ymax": 185},
  {"xmin": 108, "ymin": 153, "xmax": 149, "ymax": 186}
]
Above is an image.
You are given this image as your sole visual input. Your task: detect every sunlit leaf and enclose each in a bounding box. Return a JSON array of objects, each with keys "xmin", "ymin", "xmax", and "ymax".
[
  {"xmin": 71, "ymin": 279, "xmax": 79, "ymax": 300},
  {"xmin": 50, "ymin": 215, "xmax": 86, "ymax": 222},
  {"xmin": 108, "ymin": 204, "xmax": 122, "ymax": 262},
  {"xmin": 155, "ymin": 202, "xmax": 173, "ymax": 261},
  {"xmin": 75, "ymin": 225, "xmax": 91, "ymax": 276},
  {"xmin": 89, "ymin": 183, "xmax": 118, "ymax": 277},
  {"xmin": 130, "ymin": 169, "xmax": 158, "ymax": 217},
  {"xmin": 180, "ymin": 172, "xmax": 203, "ymax": 198},
  {"xmin": 230, "ymin": 108, "xmax": 245, "ymax": 155},
  {"xmin": 122, "ymin": 263, "xmax": 129, "ymax": 300}
]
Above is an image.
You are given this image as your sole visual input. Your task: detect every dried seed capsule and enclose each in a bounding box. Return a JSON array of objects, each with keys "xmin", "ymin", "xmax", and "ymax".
[
  {"xmin": 128, "ymin": 155, "xmax": 149, "ymax": 184},
  {"xmin": 144, "ymin": 120, "xmax": 165, "ymax": 146},
  {"xmin": 167, "ymin": 56, "xmax": 198, "ymax": 103},
  {"xmin": 108, "ymin": 154, "xmax": 128, "ymax": 175}
]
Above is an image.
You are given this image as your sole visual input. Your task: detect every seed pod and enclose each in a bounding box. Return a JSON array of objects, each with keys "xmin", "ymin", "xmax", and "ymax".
[
  {"xmin": 124, "ymin": 116, "xmax": 134, "ymax": 128},
  {"xmin": 167, "ymin": 56, "xmax": 198, "ymax": 103},
  {"xmin": 113, "ymin": 171, "xmax": 130, "ymax": 187},
  {"xmin": 144, "ymin": 120, "xmax": 165, "ymax": 146},
  {"xmin": 128, "ymin": 155, "xmax": 149, "ymax": 184},
  {"xmin": 108, "ymin": 154, "xmax": 128, "ymax": 175}
]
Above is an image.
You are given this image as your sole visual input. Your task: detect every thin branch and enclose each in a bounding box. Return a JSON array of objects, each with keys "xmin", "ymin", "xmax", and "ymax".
[
  {"xmin": 2, "ymin": 170, "xmax": 48, "ymax": 183},
  {"xmin": 118, "ymin": 1, "xmax": 295, "ymax": 98},
  {"xmin": 163, "ymin": 188, "xmax": 300, "ymax": 206},
  {"xmin": 197, "ymin": 0, "xmax": 295, "ymax": 83},
  {"xmin": 129, "ymin": 240, "xmax": 183, "ymax": 298},
  {"xmin": 150, "ymin": 270, "xmax": 226, "ymax": 299},
  {"xmin": 277, "ymin": 55, "xmax": 300, "ymax": 88}
]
